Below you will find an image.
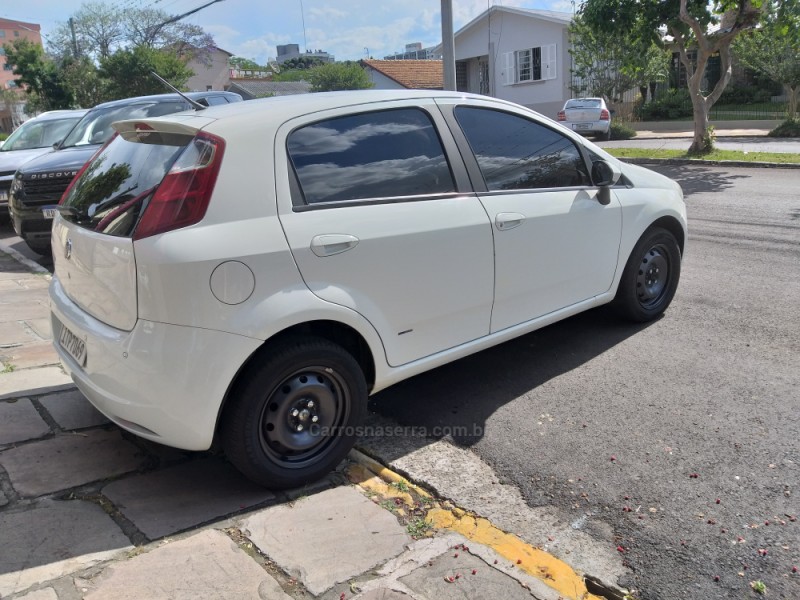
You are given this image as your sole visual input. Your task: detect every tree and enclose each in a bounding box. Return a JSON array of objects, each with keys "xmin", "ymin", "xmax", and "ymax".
[
  {"xmin": 581, "ymin": 0, "xmax": 762, "ymax": 154},
  {"xmin": 307, "ymin": 62, "xmax": 373, "ymax": 92},
  {"xmin": 99, "ymin": 46, "xmax": 193, "ymax": 99},
  {"xmin": 229, "ymin": 56, "xmax": 267, "ymax": 71},
  {"xmin": 733, "ymin": 0, "xmax": 800, "ymax": 119},
  {"xmin": 2, "ymin": 39, "xmax": 74, "ymax": 111},
  {"xmin": 61, "ymin": 56, "xmax": 109, "ymax": 107}
]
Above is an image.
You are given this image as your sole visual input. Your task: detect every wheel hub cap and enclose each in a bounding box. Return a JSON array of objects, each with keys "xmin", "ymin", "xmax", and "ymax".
[{"xmin": 636, "ymin": 246, "xmax": 669, "ymax": 306}]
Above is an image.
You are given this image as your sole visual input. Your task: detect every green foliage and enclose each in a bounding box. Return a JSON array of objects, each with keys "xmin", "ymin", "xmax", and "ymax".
[
  {"xmin": 768, "ymin": 118, "xmax": 800, "ymax": 137},
  {"xmin": 307, "ymin": 62, "xmax": 373, "ymax": 92},
  {"xmin": 0, "ymin": 133, "xmax": 8, "ymax": 141},
  {"xmin": 229, "ymin": 56, "xmax": 266, "ymax": 71},
  {"xmin": 99, "ymin": 46, "xmax": 193, "ymax": 99},
  {"xmin": 272, "ymin": 69, "xmax": 311, "ymax": 82},
  {"xmin": 732, "ymin": 0, "xmax": 800, "ymax": 118},
  {"xmin": 61, "ymin": 56, "xmax": 109, "ymax": 106},
  {"xmin": 687, "ymin": 125, "xmax": 716, "ymax": 156},
  {"xmin": 610, "ymin": 120, "xmax": 637, "ymax": 140},
  {"xmin": 637, "ymin": 88, "xmax": 693, "ymax": 120},
  {"xmin": 280, "ymin": 56, "xmax": 325, "ymax": 70},
  {"xmin": 2, "ymin": 39, "xmax": 74, "ymax": 111},
  {"xmin": 717, "ymin": 83, "xmax": 774, "ymax": 105},
  {"xmin": 405, "ymin": 517, "xmax": 433, "ymax": 538}
]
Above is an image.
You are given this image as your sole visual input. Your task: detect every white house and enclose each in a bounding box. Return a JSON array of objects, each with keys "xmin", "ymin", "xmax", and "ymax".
[{"xmin": 447, "ymin": 6, "xmax": 573, "ymax": 118}]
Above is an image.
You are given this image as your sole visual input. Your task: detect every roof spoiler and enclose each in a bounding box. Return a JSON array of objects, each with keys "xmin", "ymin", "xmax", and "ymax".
[{"xmin": 150, "ymin": 71, "xmax": 206, "ymax": 111}]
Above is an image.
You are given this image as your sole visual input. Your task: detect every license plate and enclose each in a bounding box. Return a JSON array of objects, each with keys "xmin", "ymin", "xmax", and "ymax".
[
  {"xmin": 0, "ymin": 190, "xmax": 7, "ymax": 201},
  {"xmin": 43, "ymin": 208, "xmax": 57, "ymax": 219},
  {"xmin": 59, "ymin": 323, "xmax": 87, "ymax": 366},
  {"xmin": 575, "ymin": 123, "xmax": 591, "ymax": 130}
]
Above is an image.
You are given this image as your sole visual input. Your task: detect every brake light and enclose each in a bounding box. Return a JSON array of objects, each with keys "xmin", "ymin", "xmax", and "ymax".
[
  {"xmin": 133, "ymin": 132, "xmax": 225, "ymax": 240},
  {"xmin": 600, "ymin": 109, "xmax": 610, "ymax": 121},
  {"xmin": 59, "ymin": 133, "xmax": 118, "ymax": 205},
  {"xmin": 557, "ymin": 110, "xmax": 566, "ymax": 121}
]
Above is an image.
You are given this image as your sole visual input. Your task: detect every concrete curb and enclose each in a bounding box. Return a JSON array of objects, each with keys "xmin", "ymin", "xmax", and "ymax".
[
  {"xmin": 0, "ymin": 239, "xmax": 51, "ymax": 276},
  {"xmin": 348, "ymin": 448, "xmax": 628, "ymax": 600},
  {"xmin": 618, "ymin": 157, "xmax": 800, "ymax": 169}
]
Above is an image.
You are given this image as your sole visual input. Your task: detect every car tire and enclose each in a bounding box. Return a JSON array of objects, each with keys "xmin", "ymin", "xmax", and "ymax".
[
  {"xmin": 600, "ymin": 128, "xmax": 611, "ymax": 141},
  {"xmin": 221, "ymin": 336, "xmax": 368, "ymax": 489},
  {"xmin": 613, "ymin": 227, "xmax": 681, "ymax": 322}
]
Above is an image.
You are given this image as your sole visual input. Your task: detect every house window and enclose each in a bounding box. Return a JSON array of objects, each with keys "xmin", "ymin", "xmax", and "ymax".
[
  {"xmin": 14, "ymin": 30, "xmax": 20, "ymax": 37},
  {"xmin": 456, "ymin": 62, "xmax": 468, "ymax": 92},
  {"xmin": 503, "ymin": 44, "xmax": 557, "ymax": 85},
  {"xmin": 0, "ymin": 30, "xmax": 6, "ymax": 38}
]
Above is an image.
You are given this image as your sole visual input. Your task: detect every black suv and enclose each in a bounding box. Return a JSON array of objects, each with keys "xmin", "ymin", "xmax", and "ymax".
[{"xmin": 9, "ymin": 91, "xmax": 242, "ymax": 254}]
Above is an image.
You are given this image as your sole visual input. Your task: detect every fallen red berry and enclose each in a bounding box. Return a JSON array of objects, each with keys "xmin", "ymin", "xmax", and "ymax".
[
  {"xmin": 454, "ymin": 553, "xmax": 459, "ymax": 558},
  {"xmin": 707, "ymin": 519, "xmax": 716, "ymax": 525},
  {"xmin": 764, "ymin": 521, "xmax": 770, "ymax": 526},
  {"xmin": 720, "ymin": 528, "xmax": 727, "ymax": 533},
  {"xmin": 455, "ymin": 573, "xmax": 461, "ymax": 579},
  {"xmin": 444, "ymin": 576, "xmax": 454, "ymax": 583},
  {"xmin": 758, "ymin": 548, "xmax": 768, "ymax": 556},
  {"xmin": 792, "ymin": 566, "xmax": 797, "ymax": 573},
  {"xmin": 610, "ymin": 456, "xmax": 617, "ymax": 462},
  {"xmin": 689, "ymin": 473, "xmax": 699, "ymax": 478},
  {"xmin": 624, "ymin": 495, "xmax": 630, "ymax": 500},
  {"xmin": 517, "ymin": 559, "xmax": 522, "ymax": 564},
  {"xmin": 713, "ymin": 575, "xmax": 720, "ymax": 582},
  {"xmin": 617, "ymin": 546, "xmax": 625, "ymax": 553},
  {"xmin": 715, "ymin": 499, "xmax": 721, "ymax": 504},
  {"xmin": 493, "ymin": 559, "xmax": 498, "ymax": 564},
  {"xmin": 472, "ymin": 569, "xmax": 477, "ymax": 575}
]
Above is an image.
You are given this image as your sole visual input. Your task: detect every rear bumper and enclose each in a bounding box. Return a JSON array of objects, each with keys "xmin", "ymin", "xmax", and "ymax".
[
  {"xmin": 49, "ymin": 276, "xmax": 262, "ymax": 450},
  {"xmin": 566, "ymin": 121, "xmax": 610, "ymax": 135},
  {"xmin": 8, "ymin": 198, "xmax": 53, "ymax": 244}
]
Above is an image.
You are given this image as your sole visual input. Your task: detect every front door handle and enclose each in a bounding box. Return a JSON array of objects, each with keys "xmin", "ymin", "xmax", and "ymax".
[
  {"xmin": 495, "ymin": 212, "xmax": 526, "ymax": 231},
  {"xmin": 310, "ymin": 234, "xmax": 359, "ymax": 257}
]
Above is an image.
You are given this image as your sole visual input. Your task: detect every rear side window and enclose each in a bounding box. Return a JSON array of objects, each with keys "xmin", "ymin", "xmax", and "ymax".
[
  {"xmin": 287, "ymin": 108, "xmax": 455, "ymax": 204},
  {"xmin": 455, "ymin": 107, "xmax": 589, "ymax": 191},
  {"xmin": 60, "ymin": 134, "xmax": 189, "ymax": 237}
]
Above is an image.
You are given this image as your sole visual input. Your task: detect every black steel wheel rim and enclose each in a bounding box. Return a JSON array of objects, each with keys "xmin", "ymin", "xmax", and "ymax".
[
  {"xmin": 636, "ymin": 243, "xmax": 671, "ymax": 308},
  {"xmin": 258, "ymin": 367, "xmax": 350, "ymax": 468}
]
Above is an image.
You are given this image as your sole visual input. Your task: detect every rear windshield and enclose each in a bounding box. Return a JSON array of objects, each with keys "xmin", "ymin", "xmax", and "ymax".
[
  {"xmin": 60, "ymin": 134, "xmax": 189, "ymax": 237},
  {"xmin": 565, "ymin": 99, "xmax": 602, "ymax": 109},
  {"xmin": 1, "ymin": 116, "xmax": 82, "ymax": 152},
  {"xmin": 60, "ymin": 101, "xmax": 189, "ymax": 149}
]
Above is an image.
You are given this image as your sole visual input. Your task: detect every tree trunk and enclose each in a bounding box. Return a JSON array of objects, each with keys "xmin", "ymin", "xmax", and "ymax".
[
  {"xmin": 686, "ymin": 62, "xmax": 712, "ymax": 155},
  {"xmin": 786, "ymin": 84, "xmax": 798, "ymax": 120}
]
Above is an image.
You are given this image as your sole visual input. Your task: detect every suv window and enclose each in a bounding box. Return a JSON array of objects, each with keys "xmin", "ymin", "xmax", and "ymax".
[
  {"xmin": 0, "ymin": 116, "xmax": 80, "ymax": 151},
  {"xmin": 287, "ymin": 108, "xmax": 455, "ymax": 204},
  {"xmin": 454, "ymin": 107, "xmax": 589, "ymax": 191},
  {"xmin": 61, "ymin": 101, "xmax": 189, "ymax": 148}
]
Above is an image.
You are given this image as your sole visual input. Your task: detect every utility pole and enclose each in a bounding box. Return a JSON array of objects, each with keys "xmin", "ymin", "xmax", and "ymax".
[
  {"xmin": 68, "ymin": 18, "xmax": 80, "ymax": 58},
  {"xmin": 441, "ymin": 0, "xmax": 456, "ymax": 91}
]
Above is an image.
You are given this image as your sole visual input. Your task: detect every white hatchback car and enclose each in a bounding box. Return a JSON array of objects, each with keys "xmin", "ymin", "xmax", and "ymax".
[{"xmin": 49, "ymin": 90, "xmax": 686, "ymax": 488}]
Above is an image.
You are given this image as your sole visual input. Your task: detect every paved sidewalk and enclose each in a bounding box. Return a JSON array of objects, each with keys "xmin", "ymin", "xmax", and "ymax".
[{"xmin": 0, "ymin": 247, "xmax": 619, "ymax": 600}]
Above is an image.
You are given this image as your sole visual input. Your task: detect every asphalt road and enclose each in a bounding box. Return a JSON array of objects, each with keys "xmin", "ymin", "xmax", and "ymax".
[{"xmin": 369, "ymin": 165, "xmax": 800, "ymax": 599}]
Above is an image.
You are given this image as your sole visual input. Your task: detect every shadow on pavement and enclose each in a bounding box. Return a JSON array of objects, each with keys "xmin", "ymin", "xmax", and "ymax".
[
  {"xmin": 646, "ymin": 164, "xmax": 750, "ymax": 198},
  {"xmin": 368, "ymin": 306, "xmax": 654, "ymax": 452}
]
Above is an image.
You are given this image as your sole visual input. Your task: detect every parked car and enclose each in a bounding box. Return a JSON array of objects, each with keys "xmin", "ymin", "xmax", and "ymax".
[
  {"xmin": 0, "ymin": 110, "xmax": 87, "ymax": 222},
  {"xmin": 557, "ymin": 97, "xmax": 611, "ymax": 140},
  {"xmin": 8, "ymin": 91, "xmax": 242, "ymax": 254},
  {"xmin": 49, "ymin": 90, "xmax": 686, "ymax": 488}
]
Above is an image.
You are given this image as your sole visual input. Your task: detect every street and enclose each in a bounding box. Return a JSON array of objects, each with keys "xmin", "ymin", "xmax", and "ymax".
[
  {"xmin": 1, "ymin": 164, "xmax": 798, "ymax": 599},
  {"xmin": 366, "ymin": 164, "xmax": 800, "ymax": 599}
]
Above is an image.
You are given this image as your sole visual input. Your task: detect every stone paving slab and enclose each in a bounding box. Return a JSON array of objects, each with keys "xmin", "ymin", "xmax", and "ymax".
[
  {"xmin": 0, "ymin": 398, "xmax": 51, "ymax": 445},
  {"xmin": 0, "ymin": 366, "xmax": 73, "ymax": 401},
  {"xmin": 26, "ymin": 317, "xmax": 53, "ymax": 339},
  {"xmin": 39, "ymin": 389, "xmax": 109, "ymax": 430},
  {"xmin": 102, "ymin": 458, "xmax": 276, "ymax": 540},
  {"xmin": 0, "ymin": 302, "xmax": 50, "ymax": 321},
  {"xmin": 400, "ymin": 549, "xmax": 537, "ymax": 600},
  {"xmin": 15, "ymin": 588, "xmax": 59, "ymax": 600},
  {"xmin": 0, "ymin": 499, "xmax": 131, "ymax": 597},
  {"xmin": 76, "ymin": 529, "xmax": 291, "ymax": 600},
  {"xmin": 2, "ymin": 341, "xmax": 61, "ymax": 370},
  {"xmin": 0, "ymin": 321, "xmax": 36, "ymax": 344},
  {"xmin": 242, "ymin": 486, "xmax": 410, "ymax": 596},
  {"xmin": 1, "ymin": 429, "xmax": 144, "ymax": 497}
]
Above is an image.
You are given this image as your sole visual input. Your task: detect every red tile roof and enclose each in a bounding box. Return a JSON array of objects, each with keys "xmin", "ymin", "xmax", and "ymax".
[{"xmin": 362, "ymin": 60, "xmax": 443, "ymax": 90}]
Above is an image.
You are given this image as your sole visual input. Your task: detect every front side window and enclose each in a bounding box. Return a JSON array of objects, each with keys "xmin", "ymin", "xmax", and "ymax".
[
  {"xmin": 455, "ymin": 107, "xmax": 589, "ymax": 191},
  {"xmin": 0, "ymin": 116, "xmax": 82, "ymax": 151},
  {"xmin": 287, "ymin": 108, "xmax": 455, "ymax": 204}
]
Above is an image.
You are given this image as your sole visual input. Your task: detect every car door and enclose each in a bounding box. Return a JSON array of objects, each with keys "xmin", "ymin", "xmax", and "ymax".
[
  {"xmin": 438, "ymin": 99, "xmax": 622, "ymax": 333},
  {"xmin": 274, "ymin": 101, "xmax": 494, "ymax": 367}
]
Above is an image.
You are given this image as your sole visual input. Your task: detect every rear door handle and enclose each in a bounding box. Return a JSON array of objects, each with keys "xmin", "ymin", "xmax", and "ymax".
[
  {"xmin": 495, "ymin": 212, "xmax": 526, "ymax": 231},
  {"xmin": 310, "ymin": 234, "xmax": 359, "ymax": 257}
]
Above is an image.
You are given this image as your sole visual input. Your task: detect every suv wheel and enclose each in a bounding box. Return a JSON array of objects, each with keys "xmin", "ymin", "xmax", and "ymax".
[{"xmin": 221, "ymin": 337, "xmax": 367, "ymax": 489}]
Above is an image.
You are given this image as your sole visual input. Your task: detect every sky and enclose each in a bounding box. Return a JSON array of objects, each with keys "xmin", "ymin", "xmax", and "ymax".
[{"xmin": 1, "ymin": 0, "xmax": 575, "ymax": 64}]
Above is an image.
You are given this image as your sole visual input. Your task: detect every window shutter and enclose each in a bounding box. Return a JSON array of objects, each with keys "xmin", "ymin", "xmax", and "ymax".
[
  {"xmin": 544, "ymin": 44, "xmax": 557, "ymax": 80},
  {"xmin": 503, "ymin": 51, "xmax": 515, "ymax": 85}
]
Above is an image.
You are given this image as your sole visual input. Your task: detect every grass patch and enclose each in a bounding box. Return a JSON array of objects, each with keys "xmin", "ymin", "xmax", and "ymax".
[
  {"xmin": 769, "ymin": 119, "xmax": 800, "ymax": 138},
  {"xmin": 606, "ymin": 147, "xmax": 800, "ymax": 164},
  {"xmin": 406, "ymin": 517, "xmax": 433, "ymax": 538}
]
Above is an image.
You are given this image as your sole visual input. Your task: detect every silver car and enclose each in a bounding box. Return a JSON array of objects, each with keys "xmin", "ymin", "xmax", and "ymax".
[{"xmin": 557, "ymin": 98, "xmax": 611, "ymax": 140}]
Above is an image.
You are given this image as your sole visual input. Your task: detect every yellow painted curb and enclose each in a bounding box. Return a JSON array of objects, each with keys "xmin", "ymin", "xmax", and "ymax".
[{"xmin": 348, "ymin": 448, "xmax": 610, "ymax": 600}]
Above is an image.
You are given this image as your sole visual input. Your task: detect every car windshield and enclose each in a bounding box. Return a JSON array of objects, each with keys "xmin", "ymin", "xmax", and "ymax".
[
  {"xmin": 565, "ymin": 99, "xmax": 602, "ymax": 109},
  {"xmin": 1, "ymin": 116, "xmax": 82, "ymax": 152},
  {"xmin": 60, "ymin": 101, "xmax": 189, "ymax": 149}
]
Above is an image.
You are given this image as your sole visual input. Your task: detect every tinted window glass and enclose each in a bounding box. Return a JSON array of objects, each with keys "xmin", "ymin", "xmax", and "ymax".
[
  {"xmin": 287, "ymin": 108, "xmax": 454, "ymax": 204},
  {"xmin": 565, "ymin": 99, "xmax": 601, "ymax": 109},
  {"xmin": 455, "ymin": 107, "xmax": 589, "ymax": 191},
  {"xmin": 61, "ymin": 134, "xmax": 189, "ymax": 237},
  {"xmin": 61, "ymin": 101, "xmax": 189, "ymax": 148},
  {"xmin": 203, "ymin": 96, "xmax": 229, "ymax": 106}
]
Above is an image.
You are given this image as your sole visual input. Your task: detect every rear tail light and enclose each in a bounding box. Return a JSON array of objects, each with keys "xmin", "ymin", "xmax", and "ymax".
[
  {"xmin": 557, "ymin": 110, "xmax": 566, "ymax": 121},
  {"xmin": 133, "ymin": 132, "xmax": 225, "ymax": 240},
  {"xmin": 59, "ymin": 134, "xmax": 118, "ymax": 205},
  {"xmin": 600, "ymin": 109, "xmax": 610, "ymax": 121}
]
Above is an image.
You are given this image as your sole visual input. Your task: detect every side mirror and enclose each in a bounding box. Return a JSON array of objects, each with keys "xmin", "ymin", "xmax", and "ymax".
[{"xmin": 591, "ymin": 160, "xmax": 622, "ymax": 205}]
